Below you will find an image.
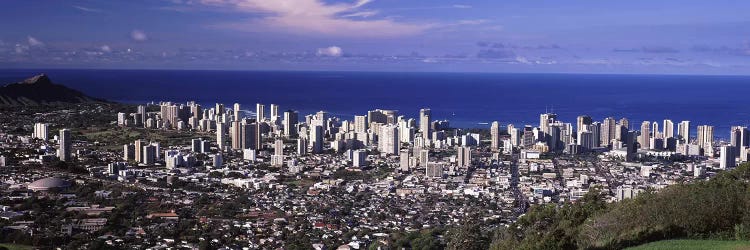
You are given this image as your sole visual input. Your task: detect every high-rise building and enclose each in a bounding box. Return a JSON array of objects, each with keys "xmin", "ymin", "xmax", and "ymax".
[
  {"xmin": 254, "ymin": 121, "xmax": 264, "ymax": 150},
  {"xmin": 639, "ymin": 121, "xmax": 651, "ymax": 149},
  {"xmin": 379, "ymin": 124, "xmax": 399, "ymax": 155},
  {"xmin": 271, "ymin": 139, "xmax": 284, "ymax": 167},
  {"xmin": 601, "ymin": 117, "xmax": 616, "ymax": 147},
  {"xmin": 123, "ymin": 144, "xmax": 135, "ymax": 161},
  {"xmin": 297, "ymin": 138, "xmax": 308, "ymax": 155},
  {"xmin": 310, "ymin": 125, "xmax": 324, "ymax": 154},
  {"xmin": 576, "ymin": 115, "xmax": 592, "ymax": 134},
  {"xmin": 578, "ymin": 130, "xmax": 594, "ymax": 150},
  {"xmin": 191, "ymin": 138, "xmax": 202, "ymax": 152},
  {"xmin": 678, "ymin": 121, "xmax": 691, "ymax": 141},
  {"xmin": 590, "ymin": 122, "xmax": 602, "ymax": 147},
  {"xmin": 425, "ymin": 163, "xmax": 443, "ymax": 178},
  {"xmin": 539, "ymin": 113, "xmax": 558, "ymax": 141},
  {"xmin": 270, "ymin": 104, "xmax": 279, "ymax": 123},
  {"xmin": 137, "ymin": 105, "xmax": 147, "ymax": 125},
  {"xmin": 231, "ymin": 121, "xmax": 243, "ymax": 150},
  {"xmin": 354, "ymin": 115, "xmax": 368, "ymax": 134},
  {"xmin": 651, "ymin": 122, "xmax": 659, "ymax": 138},
  {"xmin": 626, "ymin": 131, "xmax": 637, "ymax": 162},
  {"xmin": 619, "ymin": 118, "xmax": 629, "ymax": 130},
  {"xmin": 490, "ymin": 121, "xmax": 501, "ymax": 150},
  {"xmin": 283, "ymin": 110, "xmax": 299, "ymax": 137},
  {"xmin": 216, "ymin": 123, "xmax": 227, "ymax": 150},
  {"xmin": 134, "ymin": 139, "xmax": 145, "ymax": 162},
  {"xmin": 57, "ymin": 129, "xmax": 72, "ymax": 162},
  {"xmin": 233, "ymin": 103, "xmax": 241, "ymax": 120},
  {"xmin": 697, "ymin": 125, "xmax": 714, "ymax": 151},
  {"xmin": 720, "ymin": 145, "xmax": 736, "ymax": 169},
  {"xmin": 663, "ymin": 119, "xmax": 674, "ymax": 139},
  {"xmin": 33, "ymin": 123, "xmax": 49, "ymax": 140},
  {"xmin": 731, "ymin": 126, "xmax": 745, "ymax": 156},
  {"xmin": 418, "ymin": 149, "xmax": 430, "ymax": 166},
  {"xmin": 142, "ymin": 144, "xmax": 156, "ymax": 165},
  {"xmin": 419, "ymin": 108, "xmax": 432, "ymax": 140},
  {"xmin": 457, "ymin": 146, "xmax": 471, "ymax": 168},
  {"xmin": 256, "ymin": 103, "xmax": 265, "ymax": 121},
  {"xmin": 353, "ymin": 149, "xmax": 367, "ymax": 167},
  {"xmin": 399, "ymin": 150, "xmax": 410, "ymax": 171},
  {"xmin": 215, "ymin": 103, "xmax": 225, "ymax": 117}
]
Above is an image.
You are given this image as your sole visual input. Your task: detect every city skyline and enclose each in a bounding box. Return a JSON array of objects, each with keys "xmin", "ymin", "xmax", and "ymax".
[{"xmin": 1, "ymin": 1, "xmax": 750, "ymax": 74}]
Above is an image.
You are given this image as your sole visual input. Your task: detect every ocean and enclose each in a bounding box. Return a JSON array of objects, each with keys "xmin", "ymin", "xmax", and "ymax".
[{"xmin": 1, "ymin": 69, "xmax": 748, "ymax": 140}]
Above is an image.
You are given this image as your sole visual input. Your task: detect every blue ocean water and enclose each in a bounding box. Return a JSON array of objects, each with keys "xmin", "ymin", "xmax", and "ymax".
[{"xmin": 1, "ymin": 69, "xmax": 748, "ymax": 139}]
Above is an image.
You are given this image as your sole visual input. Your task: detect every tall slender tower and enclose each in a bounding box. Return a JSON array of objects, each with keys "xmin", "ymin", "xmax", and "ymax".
[
  {"xmin": 663, "ymin": 119, "xmax": 674, "ymax": 139},
  {"xmin": 379, "ymin": 124, "xmax": 399, "ymax": 155},
  {"xmin": 283, "ymin": 110, "xmax": 299, "ymax": 137},
  {"xmin": 233, "ymin": 103, "xmax": 241, "ymax": 121},
  {"xmin": 639, "ymin": 121, "xmax": 651, "ymax": 149},
  {"xmin": 697, "ymin": 125, "xmax": 714, "ymax": 150},
  {"xmin": 677, "ymin": 120, "xmax": 691, "ymax": 142},
  {"xmin": 490, "ymin": 121, "xmax": 501, "ymax": 150},
  {"xmin": 256, "ymin": 103, "xmax": 265, "ymax": 121},
  {"xmin": 270, "ymin": 104, "xmax": 279, "ymax": 123},
  {"xmin": 601, "ymin": 117, "xmax": 616, "ymax": 146},
  {"xmin": 310, "ymin": 125, "xmax": 324, "ymax": 154},
  {"xmin": 58, "ymin": 129, "xmax": 71, "ymax": 162},
  {"xmin": 419, "ymin": 108, "xmax": 431, "ymax": 140}
]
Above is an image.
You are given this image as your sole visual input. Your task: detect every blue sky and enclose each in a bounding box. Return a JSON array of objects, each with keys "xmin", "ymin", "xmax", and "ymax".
[{"xmin": 1, "ymin": 0, "xmax": 750, "ymax": 74}]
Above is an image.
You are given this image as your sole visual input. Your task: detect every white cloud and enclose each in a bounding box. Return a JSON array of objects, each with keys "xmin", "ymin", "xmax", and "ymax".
[
  {"xmin": 457, "ymin": 19, "xmax": 489, "ymax": 25},
  {"xmin": 131, "ymin": 30, "xmax": 148, "ymax": 41},
  {"xmin": 100, "ymin": 45, "xmax": 112, "ymax": 53},
  {"xmin": 342, "ymin": 11, "xmax": 378, "ymax": 18},
  {"xmin": 27, "ymin": 36, "xmax": 44, "ymax": 47},
  {"xmin": 197, "ymin": 0, "xmax": 430, "ymax": 37},
  {"xmin": 317, "ymin": 46, "xmax": 343, "ymax": 57},
  {"xmin": 452, "ymin": 4, "xmax": 472, "ymax": 9},
  {"xmin": 73, "ymin": 5, "xmax": 103, "ymax": 13},
  {"xmin": 15, "ymin": 44, "xmax": 29, "ymax": 54}
]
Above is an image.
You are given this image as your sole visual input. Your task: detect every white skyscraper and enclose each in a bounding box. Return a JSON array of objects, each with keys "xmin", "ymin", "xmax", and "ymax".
[
  {"xmin": 678, "ymin": 120, "xmax": 691, "ymax": 141},
  {"xmin": 33, "ymin": 123, "xmax": 49, "ymax": 140},
  {"xmin": 697, "ymin": 125, "xmax": 714, "ymax": 152},
  {"xmin": 663, "ymin": 119, "xmax": 674, "ymax": 139},
  {"xmin": 457, "ymin": 146, "xmax": 471, "ymax": 168},
  {"xmin": 58, "ymin": 129, "xmax": 71, "ymax": 162},
  {"xmin": 419, "ymin": 108, "xmax": 431, "ymax": 140},
  {"xmin": 353, "ymin": 149, "xmax": 367, "ymax": 167},
  {"xmin": 256, "ymin": 103, "xmax": 265, "ymax": 121},
  {"xmin": 271, "ymin": 139, "xmax": 284, "ymax": 167},
  {"xmin": 270, "ymin": 104, "xmax": 279, "ymax": 123},
  {"xmin": 639, "ymin": 121, "xmax": 651, "ymax": 149},
  {"xmin": 720, "ymin": 145, "xmax": 736, "ymax": 169},
  {"xmin": 233, "ymin": 103, "xmax": 241, "ymax": 120},
  {"xmin": 354, "ymin": 115, "xmax": 368, "ymax": 134},
  {"xmin": 491, "ymin": 121, "xmax": 501, "ymax": 150},
  {"xmin": 379, "ymin": 124, "xmax": 399, "ymax": 155},
  {"xmin": 216, "ymin": 123, "xmax": 227, "ymax": 150}
]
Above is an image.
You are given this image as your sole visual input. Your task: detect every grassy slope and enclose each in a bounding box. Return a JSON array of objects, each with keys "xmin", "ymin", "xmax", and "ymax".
[
  {"xmin": 0, "ymin": 244, "xmax": 34, "ymax": 250},
  {"xmin": 626, "ymin": 240, "xmax": 750, "ymax": 250}
]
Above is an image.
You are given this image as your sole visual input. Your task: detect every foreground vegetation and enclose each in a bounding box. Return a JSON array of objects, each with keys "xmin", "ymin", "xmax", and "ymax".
[
  {"xmin": 624, "ymin": 240, "xmax": 750, "ymax": 250},
  {"xmin": 489, "ymin": 163, "xmax": 750, "ymax": 250}
]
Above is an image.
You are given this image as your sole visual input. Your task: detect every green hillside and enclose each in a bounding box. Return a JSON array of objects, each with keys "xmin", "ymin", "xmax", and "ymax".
[
  {"xmin": 489, "ymin": 163, "xmax": 750, "ymax": 250},
  {"xmin": 625, "ymin": 239, "xmax": 750, "ymax": 250}
]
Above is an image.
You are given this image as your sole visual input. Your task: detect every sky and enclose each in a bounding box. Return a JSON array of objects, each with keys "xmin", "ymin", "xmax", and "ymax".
[{"xmin": 1, "ymin": 0, "xmax": 750, "ymax": 74}]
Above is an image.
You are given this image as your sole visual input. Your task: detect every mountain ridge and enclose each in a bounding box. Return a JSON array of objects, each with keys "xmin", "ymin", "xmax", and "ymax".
[{"xmin": 0, "ymin": 74, "xmax": 107, "ymax": 106}]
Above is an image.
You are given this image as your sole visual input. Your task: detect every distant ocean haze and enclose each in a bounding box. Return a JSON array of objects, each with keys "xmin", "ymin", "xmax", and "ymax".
[{"xmin": 1, "ymin": 69, "xmax": 748, "ymax": 140}]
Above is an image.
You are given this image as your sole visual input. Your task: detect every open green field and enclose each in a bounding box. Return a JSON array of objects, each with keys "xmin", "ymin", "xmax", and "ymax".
[
  {"xmin": 0, "ymin": 243, "xmax": 34, "ymax": 250},
  {"xmin": 626, "ymin": 240, "xmax": 750, "ymax": 250}
]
